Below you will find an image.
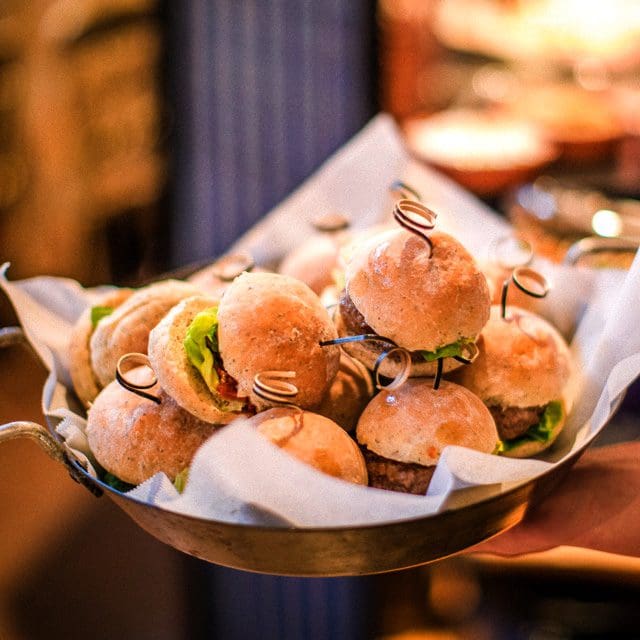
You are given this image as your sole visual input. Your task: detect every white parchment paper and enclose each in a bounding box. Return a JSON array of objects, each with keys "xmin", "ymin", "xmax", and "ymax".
[{"xmin": 1, "ymin": 114, "xmax": 639, "ymax": 528}]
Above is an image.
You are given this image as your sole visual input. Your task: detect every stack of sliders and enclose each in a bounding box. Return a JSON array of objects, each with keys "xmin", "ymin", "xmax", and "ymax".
[
  {"xmin": 68, "ymin": 198, "xmax": 573, "ymax": 498},
  {"xmin": 70, "ymin": 267, "xmax": 371, "ymax": 488}
]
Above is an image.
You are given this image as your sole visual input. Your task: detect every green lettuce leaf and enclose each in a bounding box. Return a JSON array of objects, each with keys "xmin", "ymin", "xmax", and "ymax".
[
  {"xmin": 90, "ymin": 305, "xmax": 114, "ymax": 328},
  {"xmin": 173, "ymin": 467, "xmax": 189, "ymax": 493},
  {"xmin": 420, "ymin": 337, "xmax": 475, "ymax": 362},
  {"xmin": 183, "ymin": 307, "xmax": 245, "ymax": 412},
  {"xmin": 184, "ymin": 306, "xmax": 221, "ymax": 395},
  {"xmin": 102, "ymin": 472, "xmax": 134, "ymax": 493},
  {"xmin": 501, "ymin": 400, "xmax": 563, "ymax": 453}
]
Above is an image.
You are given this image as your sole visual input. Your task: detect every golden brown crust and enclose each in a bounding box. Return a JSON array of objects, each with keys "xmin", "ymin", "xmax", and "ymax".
[
  {"xmin": 245, "ymin": 408, "xmax": 368, "ymax": 485},
  {"xmin": 356, "ymin": 379, "xmax": 498, "ymax": 466},
  {"xmin": 314, "ymin": 352, "xmax": 374, "ymax": 432},
  {"xmin": 452, "ymin": 305, "xmax": 572, "ymax": 408},
  {"xmin": 217, "ymin": 272, "xmax": 340, "ymax": 410},
  {"xmin": 345, "ymin": 229, "xmax": 490, "ymax": 352},
  {"xmin": 278, "ymin": 235, "xmax": 340, "ymax": 295},
  {"xmin": 90, "ymin": 279, "xmax": 200, "ymax": 388},
  {"xmin": 68, "ymin": 288, "xmax": 134, "ymax": 408},
  {"xmin": 148, "ymin": 295, "xmax": 244, "ymax": 424},
  {"xmin": 86, "ymin": 367, "xmax": 218, "ymax": 485}
]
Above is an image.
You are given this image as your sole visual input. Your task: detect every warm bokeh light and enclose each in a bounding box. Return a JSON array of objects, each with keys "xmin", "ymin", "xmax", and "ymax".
[{"xmin": 592, "ymin": 208, "xmax": 623, "ymax": 238}]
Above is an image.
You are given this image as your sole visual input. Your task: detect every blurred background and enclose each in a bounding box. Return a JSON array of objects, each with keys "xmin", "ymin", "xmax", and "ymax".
[{"xmin": 1, "ymin": 0, "xmax": 640, "ymax": 638}]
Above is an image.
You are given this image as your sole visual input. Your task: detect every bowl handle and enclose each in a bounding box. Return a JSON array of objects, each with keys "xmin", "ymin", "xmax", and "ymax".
[
  {"xmin": 564, "ymin": 236, "xmax": 639, "ymax": 266},
  {"xmin": 0, "ymin": 420, "xmax": 103, "ymax": 497},
  {"xmin": 0, "ymin": 326, "xmax": 103, "ymax": 497}
]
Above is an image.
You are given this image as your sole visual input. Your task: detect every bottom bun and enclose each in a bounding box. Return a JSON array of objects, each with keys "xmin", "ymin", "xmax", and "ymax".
[
  {"xmin": 334, "ymin": 312, "xmax": 463, "ymax": 378},
  {"xmin": 500, "ymin": 403, "xmax": 566, "ymax": 459},
  {"xmin": 245, "ymin": 408, "xmax": 368, "ymax": 485}
]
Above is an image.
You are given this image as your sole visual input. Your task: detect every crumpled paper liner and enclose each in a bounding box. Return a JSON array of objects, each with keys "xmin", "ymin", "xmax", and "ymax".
[{"xmin": 1, "ymin": 114, "xmax": 639, "ymax": 528}]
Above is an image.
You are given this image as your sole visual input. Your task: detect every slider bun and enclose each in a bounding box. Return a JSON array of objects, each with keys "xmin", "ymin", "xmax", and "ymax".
[
  {"xmin": 246, "ymin": 407, "xmax": 368, "ymax": 484},
  {"xmin": 86, "ymin": 366, "xmax": 218, "ymax": 485},
  {"xmin": 356, "ymin": 379, "xmax": 498, "ymax": 467},
  {"xmin": 68, "ymin": 287, "xmax": 133, "ymax": 408},
  {"xmin": 90, "ymin": 279, "xmax": 200, "ymax": 388},
  {"xmin": 279, "ymin": 234, "xmax": 340, "ymax": 295},
  {"xmin": 345, "ymin": 229, "xmax": 490, "ymax": 352},
  {"xmin": 452, "ymin": 305, "xmax": 572, "ymax": 408},
  {"xmin": 217, "ymin": 272, "xmax": 340, "ymax": 410},
  {"xmin": 334, "ymin": 311, "xmax": 463, "ymax": 378},
  {"xmin": 315, "ymin": 352, "xmax": 374, "ymax": 432},
  {"xmin": 148, "ymin": 295, "xmax": 243, "ymax": 424}
]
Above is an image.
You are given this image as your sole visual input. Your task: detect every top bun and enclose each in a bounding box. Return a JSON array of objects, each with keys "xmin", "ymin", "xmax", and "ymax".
[
  {"xmin": 345, "ymin": 228, "xmax": 490, "ymax": 352},
  {"xmin": 217, "ymin": 272, "xmax": 340, "ymax": 410},
  {"xmin": 356, "ymin": 379, "xmax": 498, "ymax": 467},
  {"xmin": 68, "ymin": 287, "xmax": 133, "ymax": 408},
  {"xmin": 86, "ymin": 366, "xmax": 218, "ymax": 485},
  {"xmin": 245, "ymin": 408, "xmax": 368, "ymax": 485},
  {"xmin": 90, "ymin": 279, "xmax": 200, "ymax": 387},
  {"xmin": 278, "ymin": 234, "xmax": 341, "ymax": 295},
  {"xmin": 452, "ymin": 305, "xmax": 572, "ymax": 408}
]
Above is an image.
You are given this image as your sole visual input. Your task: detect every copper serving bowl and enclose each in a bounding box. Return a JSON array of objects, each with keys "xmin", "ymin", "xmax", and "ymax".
[
  {"xmin": 0, "ymin": 322, "xmax": 602, "ymax": 577},
  {"xmin": 402, "ymin": 109, "xmax": 558, "ymax": 197}
]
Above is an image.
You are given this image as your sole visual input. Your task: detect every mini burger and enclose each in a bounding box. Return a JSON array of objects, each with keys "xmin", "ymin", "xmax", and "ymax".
[
  {"xmin": 147, "ymin": 272, "xmax": 341, "ymax": 423},
  {"xmin": 452, "ymin": 305, "xmax": 573, "ymax": 458},
  {"xmin": 68, "ymin": 286, "xmax": 133, "ymax": 408},
  {"xmin": 336, "ymin": 226, "xmax": 491, "ymax": 378},
  {"xmin": 89, "ymin": 279, "xmax": 200, "ymax": 388},
  {"xmin": 147, "ymin": 295, "xmax": 253, "ymax": 424},
  {"xmin": 356, "ymin": 378, "xmax": 499, "ymax": 494},
  {"xmin": 315, "ymin": 352, "xmax": 374, "ymax": 432},
  {"xmin": 244, "ymin": 407, "xmax": 368, "ymax": 485},
  {"xmin": 86, "ymin": 366, "xmax": 219, "ymax": 486},
  {"xmin": 278, "ymin": 214, "xmax": 350, "ymax": 295}
]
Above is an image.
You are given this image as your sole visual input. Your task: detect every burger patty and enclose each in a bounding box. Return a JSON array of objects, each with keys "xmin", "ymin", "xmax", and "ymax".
[
  {"xmin": 339, "ymin": 291, "xmax": 424, "ymax": 364},
  {"xmin": 339, "ymin": 289, "xmax": 374, "ymax": 335},
  {"xmin": 489, "ymin": 404, "xmax": 545, "ymax": 441},
  {"xmin": 363, "ymin": 447, "xmax": 435, "ymax": 495}
]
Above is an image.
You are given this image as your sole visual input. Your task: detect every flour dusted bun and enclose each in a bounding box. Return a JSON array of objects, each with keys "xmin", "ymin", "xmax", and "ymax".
[
  {"xmin": 148, "ymin": 295, "xmax": 248, "ymax": 425},
  {"xmin": 356, "ymin": 379, "xmax": 498, "ymax": 494},
  {"xmin": 337, "ymin": 228, "xmax": 490, "ymax": 378},
  {"xmin": 217, "ymin": 272, "xmax": 340, "ymax": 410},
  {"xmin": 246, "ymin": 408, "xmax": 368, "ymax": 485},
  {"xmin": 90, "ymin": 279, "xmax": 200, "ymax": 387},
  {"xmin": 68, "ymin": 287, "xmax": 133, "ymax": 408},
  {"xmin": 345, "ymin": 228, "xmax": 490, "ymax": 352},
  {"xmin": 452, "ymin": 305, "xmax": 572, "ymax": 458},
  {"xmin": 454, "ymin": 306, "xmax": 572, "ymax": 409},
  {"xmin": 357, "ymin": 379, "xmax": 498, "ymax": 467},
  {"xmin": 86, "ymin": 366, "xmax": 218, "ymax": 485}
]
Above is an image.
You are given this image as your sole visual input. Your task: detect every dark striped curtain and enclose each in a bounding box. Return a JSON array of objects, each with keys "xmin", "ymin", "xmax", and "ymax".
[
  {"xmin": 162, "ymin": 2, "xmax": 379, "ymax": 639},
  {"xmin": 165, "ymin": 0, "xmax": 378, "ymax": 267}
]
